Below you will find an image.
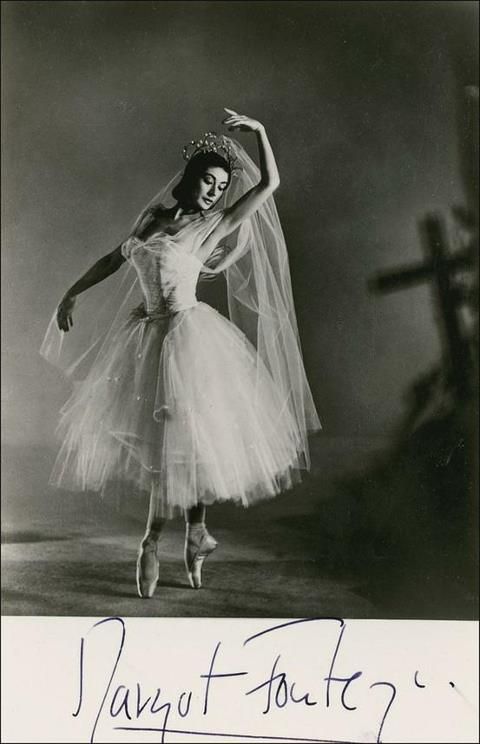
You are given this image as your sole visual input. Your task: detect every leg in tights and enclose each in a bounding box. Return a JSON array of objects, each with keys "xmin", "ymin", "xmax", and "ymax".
[{"xmin": 145, "ymin": 473, "xmax": 166, "ymax": 537}]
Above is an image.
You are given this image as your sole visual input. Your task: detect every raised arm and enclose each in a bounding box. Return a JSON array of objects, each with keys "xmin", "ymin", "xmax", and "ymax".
[
  {"xmin": 219, "ymin": 108, "xmax": 280, "ymax": 235},
  {"xmin": 56, "ymin": 244, "xmax": 126, "ymax": 331}
]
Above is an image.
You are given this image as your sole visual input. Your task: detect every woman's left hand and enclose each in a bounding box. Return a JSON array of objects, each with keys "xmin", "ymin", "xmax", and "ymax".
[{"xmin": 222, "ymin": 108, "xmax": 264, "ymax": 133}]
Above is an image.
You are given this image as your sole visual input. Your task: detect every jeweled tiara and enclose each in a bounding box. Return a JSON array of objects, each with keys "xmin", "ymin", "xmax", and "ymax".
[{"xmin": 182, "ymin": 131, "xmax": 241, "ymax": 174}]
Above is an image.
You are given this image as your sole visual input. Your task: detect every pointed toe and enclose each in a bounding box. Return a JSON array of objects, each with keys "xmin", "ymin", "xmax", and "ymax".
[
  {"xmin": 184, "ymin": 524, "xmax": 217, "ymax": 590},
  {"xmin": 136, "ymin": 533, "xmax": 161, "ymax": 598}
]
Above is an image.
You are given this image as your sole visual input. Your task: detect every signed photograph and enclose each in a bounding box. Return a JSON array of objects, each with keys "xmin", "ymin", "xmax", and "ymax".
[{"xmin": 1, "ymin": 1, "xmax": 479, "ymax": 742}]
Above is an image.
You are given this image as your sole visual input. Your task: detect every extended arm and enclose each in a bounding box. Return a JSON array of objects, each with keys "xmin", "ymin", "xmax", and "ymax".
[
  {"xmin": 219, "ymin": 109, "xmax": 280, "ymax": 235},
  {"xmin": 199, "ymin": 110, "xmax": 280, "ymax": 276},
  {"xmin": 57, "ymin": 245, "xmax": 125, "ymax": 331}
]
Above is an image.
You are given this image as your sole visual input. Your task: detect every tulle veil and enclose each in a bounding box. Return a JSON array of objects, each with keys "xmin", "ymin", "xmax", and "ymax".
[{"xmin": 41, "ymin": 135, "xmax": 321, "ymax": 475}]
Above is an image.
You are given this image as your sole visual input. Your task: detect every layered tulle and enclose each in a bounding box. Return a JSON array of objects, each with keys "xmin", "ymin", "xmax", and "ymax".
[
  {"xmin": 42, "ymin": 137, "xmax": 323, "ymax": 519},
  {"xmin": 50, "ymin": 301, "xmax": 305, "ymax": 518}
]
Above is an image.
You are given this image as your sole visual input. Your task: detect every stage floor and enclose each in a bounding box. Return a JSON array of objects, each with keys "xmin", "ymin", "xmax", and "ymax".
[{"xmin": 2, "ymin": 437, "xmax": 477, "ymax": 619}]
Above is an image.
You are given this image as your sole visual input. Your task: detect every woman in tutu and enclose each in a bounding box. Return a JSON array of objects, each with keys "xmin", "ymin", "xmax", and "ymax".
[{"xmin": 43, "ymin": 108, "xmax": 321, "ymax": 598}]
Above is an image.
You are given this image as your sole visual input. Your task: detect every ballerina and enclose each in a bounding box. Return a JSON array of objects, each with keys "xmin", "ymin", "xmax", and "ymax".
[{"xmin": 41, "ymin": 108, "xmax": 322, "ymax": 598}]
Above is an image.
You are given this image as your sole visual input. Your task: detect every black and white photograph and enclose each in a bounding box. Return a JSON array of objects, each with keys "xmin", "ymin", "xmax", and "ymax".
[{"xmin": 1, "ymin": 1, "xmax": 479, "ymax": 740}]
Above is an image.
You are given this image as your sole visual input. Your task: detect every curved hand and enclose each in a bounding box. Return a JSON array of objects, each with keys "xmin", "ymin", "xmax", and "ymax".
[
  {"xmin": 222, "ymin": 108, "xmax": 264, "ymax": 133},
  {"xmin": 56, "ymin": 294, "xmax": 76, "ymax": 332}
]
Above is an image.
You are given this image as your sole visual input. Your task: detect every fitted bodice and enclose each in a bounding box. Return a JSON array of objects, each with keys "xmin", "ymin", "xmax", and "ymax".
[{"xmin": 122, "ymin": 210, "xmax": 224, "ymax": 315}]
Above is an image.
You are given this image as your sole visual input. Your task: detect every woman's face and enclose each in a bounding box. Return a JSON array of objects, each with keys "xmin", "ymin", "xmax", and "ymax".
[{"xmin": 190, "ymin": 167, "xmax": 230, "ymax": 210}]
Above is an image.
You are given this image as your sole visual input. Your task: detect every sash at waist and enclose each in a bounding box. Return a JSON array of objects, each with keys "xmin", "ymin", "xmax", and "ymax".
[{"xmin": 129, "ymin": 301, "xmax": 198, "ymax": 322}]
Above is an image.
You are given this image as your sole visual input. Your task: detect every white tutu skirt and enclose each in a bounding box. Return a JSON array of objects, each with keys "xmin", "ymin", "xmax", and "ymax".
[{"xmin": 50, "ymin": 301, "xmax": 305, "ymax": 518}]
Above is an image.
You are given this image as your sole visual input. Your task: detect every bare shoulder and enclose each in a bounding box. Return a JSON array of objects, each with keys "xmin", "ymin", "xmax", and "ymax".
[{"xmin": 134, "ymin": 204, "xmax": 169, "ymax": 240}]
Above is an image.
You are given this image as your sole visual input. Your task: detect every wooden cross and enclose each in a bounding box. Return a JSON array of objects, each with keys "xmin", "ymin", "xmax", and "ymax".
[{"xmin": 368, "ymin": 212, "xmax": 474, "ymax": 400}]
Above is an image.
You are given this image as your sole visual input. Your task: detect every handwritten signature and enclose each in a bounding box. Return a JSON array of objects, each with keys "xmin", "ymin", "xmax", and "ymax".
[{"xmin": 72, "ymin": 616, "xmax": 457, "ymax": 744}]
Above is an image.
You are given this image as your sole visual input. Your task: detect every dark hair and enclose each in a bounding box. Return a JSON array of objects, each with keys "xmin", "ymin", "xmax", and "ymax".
[{"xmin": 172, "ymin": 151, "xmax": 231, "ymax": 205}]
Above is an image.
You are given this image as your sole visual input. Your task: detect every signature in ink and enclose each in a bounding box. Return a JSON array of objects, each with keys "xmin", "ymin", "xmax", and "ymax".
[{"xmin": 72, "ymin": 616, "xmax": 457, "ymax": 744}]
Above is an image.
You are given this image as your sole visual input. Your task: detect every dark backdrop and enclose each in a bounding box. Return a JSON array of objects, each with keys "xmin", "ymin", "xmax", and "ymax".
[{"xmin": 2, "ymin": 0, "xmax": 478, "ymax": 450}]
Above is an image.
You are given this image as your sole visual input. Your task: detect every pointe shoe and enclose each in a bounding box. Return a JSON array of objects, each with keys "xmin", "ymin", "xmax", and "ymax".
[
  {"xmin": 184, "ymin": 523, "xmax": 218, "ymax": 590},
  {"xmin": 136, "ymin": 533, "xmax": 161, "ymax": 599}
]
